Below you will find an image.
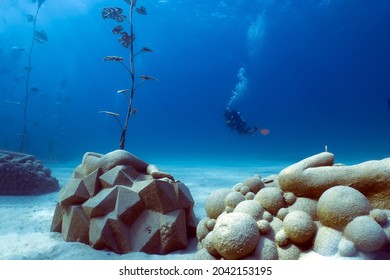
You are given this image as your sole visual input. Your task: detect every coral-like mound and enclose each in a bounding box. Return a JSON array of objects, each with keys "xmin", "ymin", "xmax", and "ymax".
[
  {"xmin": 0, "ymin": 150, "xmax": 58, "ymax": 195},
  {"xmin": 51, "ymin": 150, "xmax": 196, "ymax": 255},
  {"xmin": 196, "ymin": 153, "xmax": 390, "ymax": 260}
]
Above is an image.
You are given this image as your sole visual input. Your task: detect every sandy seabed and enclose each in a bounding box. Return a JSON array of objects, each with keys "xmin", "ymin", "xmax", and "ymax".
[{"xmin": 0, "ymin": 160, "xmax": 287, "ymax": 260}]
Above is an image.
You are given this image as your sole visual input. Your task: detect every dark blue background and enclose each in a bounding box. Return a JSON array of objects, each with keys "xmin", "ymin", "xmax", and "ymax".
[{"xmin": 0, "ymin": 0, "xmax": 389, "ymax": 164}]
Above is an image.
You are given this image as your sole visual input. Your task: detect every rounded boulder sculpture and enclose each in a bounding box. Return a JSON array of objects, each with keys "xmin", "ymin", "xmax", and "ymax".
[
  {"xmin": 213, "ymin": 212, "xmax": 260, "ymax": 259},
  {"xmin": 196, "ymin": 152, "xmax": 390, "ymax": 260}
]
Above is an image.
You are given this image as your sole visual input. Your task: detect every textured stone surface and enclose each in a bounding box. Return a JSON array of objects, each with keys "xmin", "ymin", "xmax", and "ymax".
[
  {"xmin": 224, "ymin": 191, "xmax": 245, "ymax": 210},
  {"xmin": 89, "ymin": 213, "xmax": 131, "ymax": 254},
  {"xmin": 370, "ymin": 209, "xmax": 388, "ymax": 226},
  {"xmin": 202, "ymin": 231, "xmax": 219, "ymax": 257},
  {"xmin": 50, "ymin": 202, "xmax": 64, "ymax": 233},
  {"xmin": 99, "ymin": 165, "xmax": 137, "ymax": 189},
  {"xmin": 133, "ymin": 179, "xmax": 179, "ymax": 214},
  {"xmin": 196, "ymin": 152, "xmax": 390, "ymax": 260},
  {"xmin": 254, "ymin": 187, "xmax": 286, "ymax": 215},
  {"xmin": 82, "ymin": 168, "xmax": 103, "ymax": 197},
  {"xmin": 61, "ymin": 205, "xmax": 90, "ymax": 244},
  {"xmin": 196, "ymin": 217, "xmax": 210, "ymax": 242},
  {"xmin": 82, "ymin": 187, "xmax": 119, "ymax": 218},
  {"xmin": 313, "ymin": 226, "xmax": 342, "ymax": 256},
  {"xmin": 213, "ymin": 212, "xmax": 260, "ymax": 259},
  {"xmin": 338, "ymin": 238, "xmax": 357, "ymax": 257},
  {"xmin": 233, "ymin": 200, "xmax": 264, "ymax": 221},
  {"xmin": 205, "ymin": 189, "xmax": 231, "ymax": 219},
  {"xmin": 287, "ymin": 197, "xmax": 318, "ymax": 220},
  {"xmin": 81, "ymin": 150, "xmax": 148, "ymax": 176},
  {"xmin": 0, "ymin": 150, "xmax": 59, "ymax": 195},
  {"xmin": 80, "ymin": 150, "xmax": 173, "ymax": 180},
  {"xmin": 60, "ymin": 178, "xmax": 90, "ymax": 206},
  {"xmin": 277, "ymin": 243, "xmax": 302, "ymax": 260},
  {"xmin": 343, "ymin": 215, "xmax": 387, "ymax": 252},
  {"xmin": 317, "ymin": 186, "xmax": 371, "ymax": 230},
  {"xmin": 195, "ymin": 248, "xmax": 217, "ymax": 260},
  {"xmin": 51, "ymin": 150, "xmax": 195, "ymax": 255},
  {"xmin": 250, "ymin": 237, "xmax": 278, "ymax": 260},
  {"xmin": 242, "ymin": 175, "xmax": 264, "ymax": 194},
  {"xmin": 278, "ymin": 152, "xmax": 390, "ymax": 209},
  {"xmin": 283, "ymin": 210, "xmax": 316, "ymax": 244},
  {"xmin": 115, "ymin": 186, "xmax": 144, "ymax": 225}
]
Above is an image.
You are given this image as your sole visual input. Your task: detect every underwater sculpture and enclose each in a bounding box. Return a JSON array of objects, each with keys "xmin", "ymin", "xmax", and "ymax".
[
  {"xmin": 196, "ymin": 152, "xmax": 390, "ymax": 260},
  {"xmin": 51, "ymin": 150, "xmax": 196, "ymax": 254},
  {"xmin": 52, "ymin": 0, "xmax": 196, "ymax": 256},
  {"xmin": 19, "ymin": 0, "xmax": 48, "ymax": 152},
  {"xmin": 0, "ymin": 149, "xmax": 58, "ymax": 195},
  {"xmin": 100, "ymin": 0, "xmax": 157, "ymax": 150},
  {"xmin": 278, "ymin": 152, "xmax": 390, "ymax": 209}
]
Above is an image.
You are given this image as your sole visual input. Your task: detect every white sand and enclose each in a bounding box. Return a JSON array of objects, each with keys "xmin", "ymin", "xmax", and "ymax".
[{"xmin": 0, "ymin": 161, "xmax": 287, "ymax": 260}]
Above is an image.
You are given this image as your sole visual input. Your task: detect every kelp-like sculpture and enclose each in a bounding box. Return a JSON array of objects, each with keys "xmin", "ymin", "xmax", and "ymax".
[
  {"xmin": 101, "ymin": 0, "xmax": 157, "ymax": 150},
  {"xmin": 20, "ymin": 0, "xmax": 48, "ymax": 152}
]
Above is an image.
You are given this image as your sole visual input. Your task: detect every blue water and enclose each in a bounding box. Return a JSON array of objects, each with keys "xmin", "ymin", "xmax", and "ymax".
[{"xmin": 0, "ymin": 0, "xmax": 389, "ymax": 164}]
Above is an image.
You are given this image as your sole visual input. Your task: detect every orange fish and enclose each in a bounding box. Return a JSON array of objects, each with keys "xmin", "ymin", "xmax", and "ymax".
[{"xmin": 259, "ymin": 128, "xmax": 270, "ymax": 136}]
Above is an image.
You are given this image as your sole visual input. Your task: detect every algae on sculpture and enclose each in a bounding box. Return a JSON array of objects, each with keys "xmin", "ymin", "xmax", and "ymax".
[
  {"xmin": 51, "ymin": 150, "xmax": 196, "ymax": 255},
  {"xmin": 196, "ymin": 152, "xmax": 390, "ymax": 260}
]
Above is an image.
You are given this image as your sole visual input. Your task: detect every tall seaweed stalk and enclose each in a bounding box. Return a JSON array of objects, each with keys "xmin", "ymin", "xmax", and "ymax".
[
  {"xmin": 101, "ymin": 0, "xmax": 157, "ymax": 150},
  {"xmin": 20, "ymin": 0, "xmax": 48, "ymax": 152}
]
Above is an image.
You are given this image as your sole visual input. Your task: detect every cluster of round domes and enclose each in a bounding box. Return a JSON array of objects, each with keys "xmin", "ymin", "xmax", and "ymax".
[
  {"xmin": 0, "ymin": 150, "xmax": 58, "ymax": 195},
  {"xmin": 196, "ymin": 155, "xmax": 390, "ymax": 260}
]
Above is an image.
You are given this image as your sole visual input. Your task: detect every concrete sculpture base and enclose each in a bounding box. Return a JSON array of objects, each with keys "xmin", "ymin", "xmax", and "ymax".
[{"xmin": 51, "ymin": 150, "xmax": 196, "ymax": 254}]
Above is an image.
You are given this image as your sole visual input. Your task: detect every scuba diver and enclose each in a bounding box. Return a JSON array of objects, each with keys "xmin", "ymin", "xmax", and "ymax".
[
  {"xmin": 224, "ymin": 67, "xmax": 270, "ymax": 136},
  {"xmin": 224, "ymin": 109, "xmax": 270, "ymax": 136}
]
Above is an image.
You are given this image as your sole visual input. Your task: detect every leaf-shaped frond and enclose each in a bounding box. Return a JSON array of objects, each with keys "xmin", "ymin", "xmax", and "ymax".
[
  {"xmin": 4, "ymin": 100, "xmax": 22, "ymax": 106},
  {"xmin": 136, "ymin": 7, "xmax": 147, "ymax": 15},
  {"xmin": 98, "ymin": 111, "xmax": 123, "ymax": 129},
  {"xmin": 141, "ymin": 47, "xmax": 153, "ymax": 53},
  {"xmin": 139, "ymin": 75, "xmax": 159, "ymax": 81},
  {"xmin": 134, "ymin": 47, "xmax": 154, "ymax": 57},
  {"xmin": 112, "ymin": 25, "xmax": 123, "ymax": 34},
  {"xmin": 119, "ymin": 32, "xmax": 135, "ymax": 48},
  {"xmin": 98, "ymin": 110, "xmax": 120, "ymax": 117},
  {"xmin": 102, "ymin": 7, "xmax": 127, "ymax": 22},
  {"xmin": 117, "ymin": 89, "xmax": 130, "ymax": 94},
  {"xmin": 104, "ymin": 56, "xmax": 125, "ymax": 62},
  {"xmin": 34, "ymin": 30, "xmax": 48, "ymax": 43}
]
